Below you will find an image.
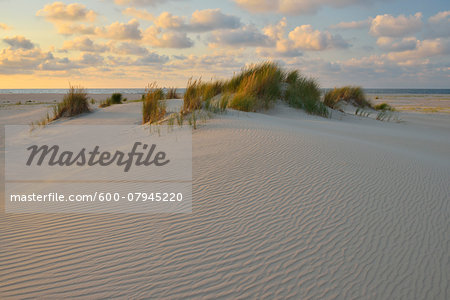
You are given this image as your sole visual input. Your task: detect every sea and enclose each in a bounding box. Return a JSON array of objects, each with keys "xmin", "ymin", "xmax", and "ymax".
[{"xmin": 1, "ymin": 88, "xmax": 450, "ymax": 95}]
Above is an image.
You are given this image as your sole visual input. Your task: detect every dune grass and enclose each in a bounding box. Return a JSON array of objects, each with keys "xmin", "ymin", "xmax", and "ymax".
[
  {"xmin": 284, "ymin": 70, "xmax": 328, "ymax": 117},
  {"xmin": 166, "ymin": 87, "xmax": 179, "ymax": 99},
  {"xmin": 30, "ymin": 85, "xmax": 90, "ymax": 129},
  {"xmin": 324, "ymin": 86, "xmax": 372, "ymax": 109},
  {"xmin": 227, "ymin": 62, "xmax": 285, "ymax": 111},
  {"xmin": 53, "ymin": 85, "xmax": 90, "ymax": 120},
  {"xmin": 100, "ymin": 93, "xmax": 123, "ymax": 108},
  {"xmin": 183, "ymin": 79, "xmax": 224, "ymax": 112},
  {"xmin": 182, "ymin": 62, "xmax": 328, "ymax": 116},
  {"xmin": 142, "ymin": 83, "xmax": 166, "ymax": 124},
  {"xmin": 374, "ymin": 102, "xmax": 395, "ymax": 111}
]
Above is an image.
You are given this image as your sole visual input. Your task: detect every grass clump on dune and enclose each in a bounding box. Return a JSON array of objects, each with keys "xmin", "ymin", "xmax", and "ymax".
[
  {"xmin": 374, "ymin": 102, "xmax": 395, "ymax": 111},
  {"xmin": 183, "ymin": 62, "xmax": 285, "ymax": 113},
  {"xmin": 100, "ymin": 93, "xmax": 123, "ymax": 108},
  {"xmin": 324, "ymin": 86, "xmax": 372, "ymax": 109},
  {"xmin": 183, "ymin": 79, "xmax": 224, "ymax": 113},
  {"xmin": 142, "ymin": 83, "xmax": 166, "ymax": 124},
  {"xmin": 227, "ymin": 62, "xmax": 284, "ymax": 111},
  {"xmin": 284, "ymin": 70, "xmax": 328, "ymax": 117},
  {"xmin": 229, "ymin": 93, "xmax": 257, "ymax": 112},
  {"xmin": 53, "ymin": 85, "xmax": 90, "ymax": 119},
  {"xmin": 165, "ymin": 87, "xmax": 179, "ymax": 99},
  {"xmin": 182, "ymin": 61, "xmax": 329, "ymax": 117}
]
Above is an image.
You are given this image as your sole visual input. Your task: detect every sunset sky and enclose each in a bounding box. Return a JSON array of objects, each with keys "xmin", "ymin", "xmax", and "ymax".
[{"xmin": 0, "ymin": 0, "xmax": 449, "ymax": 88}]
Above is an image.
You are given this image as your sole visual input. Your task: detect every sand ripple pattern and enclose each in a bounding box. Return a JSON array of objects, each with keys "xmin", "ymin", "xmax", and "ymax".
[{"xmin": 1, "ymin": 110, "xmax": 449, "ymax": 299}]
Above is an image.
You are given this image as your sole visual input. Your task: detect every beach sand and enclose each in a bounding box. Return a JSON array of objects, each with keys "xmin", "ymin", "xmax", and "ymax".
[{"xmin": 0, "ymin": 95, "xmax": 449, "ymax": 298}]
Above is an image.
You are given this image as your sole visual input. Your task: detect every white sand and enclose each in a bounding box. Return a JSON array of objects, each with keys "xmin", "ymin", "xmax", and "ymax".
[{"xmin": 0, "ymin": 97, "xmax": 449, "ymax": 298}]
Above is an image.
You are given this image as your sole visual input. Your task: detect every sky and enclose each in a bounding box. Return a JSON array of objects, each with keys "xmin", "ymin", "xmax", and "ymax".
[{"xmin": 0, "ymin": 0, "xmax": 449, "ymax": 88}]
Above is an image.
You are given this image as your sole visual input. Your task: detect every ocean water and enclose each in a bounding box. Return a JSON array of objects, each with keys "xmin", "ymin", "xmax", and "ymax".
[{"xmin": 1, "ymin": 88, "xmax": 450, "ymax": 95}]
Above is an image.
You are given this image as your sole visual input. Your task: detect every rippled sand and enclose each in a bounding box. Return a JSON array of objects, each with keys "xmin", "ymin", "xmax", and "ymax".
[{"xmin": 0, "ymin": 98, "xmax": 449, "ymax": 299}]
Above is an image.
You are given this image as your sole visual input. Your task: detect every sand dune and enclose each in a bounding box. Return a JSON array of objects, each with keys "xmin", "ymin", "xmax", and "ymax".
[{"xmin": 0, "ymin": 100, "xmax": 449, "ymax": 298}]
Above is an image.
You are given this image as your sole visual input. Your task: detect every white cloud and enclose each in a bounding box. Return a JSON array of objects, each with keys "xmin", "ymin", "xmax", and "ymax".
[
  {"xmin": 40, "ymin": 56, "xmax": 80, "ymax": 71},
  {"xmin": 370, "ymin": 13, "xmax": 423, "ymax": 37},
  {"xmin": 137, "ymin": 53, "xmax": 169, "ymax": 64},
  {"xmin": 52, "ymin": 19, "xmax": 142, "ymax": 40},
  {"xmin": 189, "ymin": 9, "xmax": 241, "ymax": 32},
  {"xmin": 329, "ymin": 19, "xmax": 371, "ymax": 30},
  {"xmin": 427, "ymin": 11, "xmax": 450, "ymax": 38},
  {"xmin": 260, "ymin": 18, "xmax": 301, "ymax": 57},
  {"xmin": 97, "ymin": 19, "xmax": 142, "ymax": 40},
  {"xmin": 0, "ymin": 44, "xmax": 51, "ymax": 74},
  {"xmin": 154, "ymin": 9, "xmax": 241, "ymax": 32},
  {"xmin": 154, "ymin": 12, "xmax": 185, "ymax": 29},
  {"xmin": 0, "ymin": 23, "xmax": 11, "ymax": 30},
  {"xmin": 429, "ymin": 10, "xmax": 450, "ymax": 23},
  {"xmin": 122, "ymin": 7, "xmax": 154, "ymax": 21},
  {"xmin": 234, "ymin": 0, "xmax": 375, "ymax": 15},
  {"xmin": 56, "ymin": 24, "xmax": 97, "ymax": 35},
  {"xmin": 376, "ymin": 37, "xmax": 417, "ymax": 52},
  {"xmin": 62, "ymin": 37, "xmax": 108, "ymax": 52},
  {"xmin": 36, "ymin": 2, "xmax": 96, "ymax": 22},
  {"xmin": 288, "ymin": 25, "xmax": 349, "ymax": 50},
  {"xmin": 79, "ymin": 53, "xmax": 104, "ymax": 65},
  {"xmin": 114, "ymin": 0, "xmax": 179, "ymax": 6},
  {"xmin": 143, "ymin": 26, "xmax": 193, "ymax": 48},
  {"xmin": 386, "ymin": 38, "xmax": 450, "ymax": 63},
  {"xmin": 209, "ymin": 25, "xmax": 270, "ymax": 47},
  {"xmin": 112, "ymin": 42, "xmax": 149, "ymax": 55},
  {"xmin": 3, "ymin": 36, "xmax": 35, "ymax": 49}
]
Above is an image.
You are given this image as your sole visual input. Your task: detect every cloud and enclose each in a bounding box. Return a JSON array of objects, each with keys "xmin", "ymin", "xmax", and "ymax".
[
  {"xmin": 0, "ymin": 23, "xmax": 10, "ymax": 30},
  {"xmin": 114, "ymin": 0, "xmax": 178, "ymax": 6},
  {"xmin": 106, "ymin": 51, "xmax": 168, "ymax": 67},
  {"xmin": 209, "ymin": 25, "xmax": 270, "ymax": 47},
  {"xmin": 136, "ymin": 52, "xmax": 169, "ymax": 64},
  {"xmin": 427, "ymin": 11, "xmax": 450, "ymax": 38},
  {"xmin": 429, "ymin": 10, "xmax": 450, "ymax": 23},
  {"xmin": 167, "ymin": 51, "xmax": 244, "ymax": 73},
  {"xmin": 189, "ymin": 9, "xmax": 241, "ymax": 32},
  {"xmin": 376, "ymin": 37, "xmax": 417, "ymax": 52},
  {"xmin": 97, "ymin": 19, "xmax": 142, "ymax": 40},
  {"xmin": 53, "ymin": 20, "xmax": 142, "ymax": 40},
  {"xmin": 234, "ymin": 0, "xmax": 375, "ymax": 15},
  {"xmin": 154, "ymin": 9, "xmax": 241, "ymax": 32},
  {"xmin": 0, "ymin": 46, "xmax": 52, "ymax": 74},
  {"xmin": 79, "ymin": 53, "xmax": 104, "ymax": 65},
  {"xmin": 36, "ymin": 2, "xmax": 96, "ymax": 22},
  {"xmin": 122, "ymin": 7, "xmax": 154, "ymax": 21},
  {"xmin": 56, "ymin": 24, "xmax": 97, "ymax": 35},
  {"xmin": 260, "ymin": 18, "xmax": 302, "ymax": 57},
  {"xmin": 386, "ymin": 38, "xmax": 450, "ymax": 63},
  {"xmin": 40, "ymin": 56, "xmax": 80, "ymax": 71},
  {"xmin": 329, "ymin": 19, "xmax": 371, "ymax": 30},
  {"xmin": 154, "ymin": 12, "xmax": 185, "ymax": 29},
  {"xmin": 370, "ymin": 13, "xmax": 423, "ymax": 37},
  {"xmin": 112, "ymin": 42, "xmax": 149, "ymax": 55},
  {"xmin": 3, "ymin": 36, "xmax": 35, "ymax": 49},
  {"xmin": 288, "ymin": 25, "xmax": 349, "ymax": 50},
  {"xmin": 143, "ymin": 26, "xmax": 193, "ymax": 48},
  {"xmin": 62, "ymin": 37, "xmax": 108, "ymax": 52}
]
